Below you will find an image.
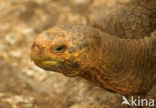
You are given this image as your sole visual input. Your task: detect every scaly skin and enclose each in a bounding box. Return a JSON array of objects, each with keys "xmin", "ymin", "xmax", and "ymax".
[
  {"xmin": 30, "ymin": 0, "xmax": 156, "ymax": 96},
  {"xmin": 92, "ymin": 0, "xmax": 156, "ymax": 39}
]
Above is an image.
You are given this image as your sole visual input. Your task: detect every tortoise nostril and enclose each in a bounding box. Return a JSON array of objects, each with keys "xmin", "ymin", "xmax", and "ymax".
[
  {"xmin": 54, "ymin": 45, "xmax": 66, "ymax": 53},
  {"xmin": 32, "ymin": 42, "xmax": 40, "ymax": 51}
]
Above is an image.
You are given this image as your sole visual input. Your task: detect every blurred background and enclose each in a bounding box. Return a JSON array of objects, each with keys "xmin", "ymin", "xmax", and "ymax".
[{"xmin": 0, "ymin": 0, "xmax": 130, "ymax": 108}]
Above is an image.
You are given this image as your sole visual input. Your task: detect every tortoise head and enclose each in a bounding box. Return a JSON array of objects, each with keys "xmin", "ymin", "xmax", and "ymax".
[{"xmin": 30, "ymin": 25, "xmax": 102, "ymax": 77}]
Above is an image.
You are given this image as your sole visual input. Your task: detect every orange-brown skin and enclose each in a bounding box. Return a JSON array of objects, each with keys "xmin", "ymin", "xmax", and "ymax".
[
  {"xmin": 31, "ymin": 25, "xmax": 155, "ymax": 95},
  {"xmin": 31, "ymin": 25, "xmax": 101, "ymax": 77},
  {"xmin": 30, "ymin": 0, "xmax": 156, "ymax": 95}
]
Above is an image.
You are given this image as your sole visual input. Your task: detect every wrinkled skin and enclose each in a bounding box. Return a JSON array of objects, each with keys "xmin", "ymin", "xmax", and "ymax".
[
  {"xmin": 31, "ymin": 24, "xmax": 155, "ymax": 95},
  {"xmin": 31, "ymin": 25, "xmax": 102, "ymax": 77}
]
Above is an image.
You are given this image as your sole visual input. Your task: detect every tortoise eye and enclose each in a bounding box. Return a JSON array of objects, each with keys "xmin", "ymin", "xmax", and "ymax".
[{"xmin": 54, "ymin": 45, "xmax": 66, "ymax": 53}]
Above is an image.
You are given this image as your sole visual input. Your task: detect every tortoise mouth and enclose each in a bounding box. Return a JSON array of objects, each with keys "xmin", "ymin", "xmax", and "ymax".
[
  {"xmin": 42, "ymin": 60, "xmax": 62, "ymax": 68},
  {"xmin": 40, "ymin": 59, "xmax": 83, "ymax": 76}
]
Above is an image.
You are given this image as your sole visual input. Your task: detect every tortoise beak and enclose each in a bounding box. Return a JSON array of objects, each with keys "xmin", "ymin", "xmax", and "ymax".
[{"xmin": 42, "ymin": 60, "xmax": 59, "ymax": 67}]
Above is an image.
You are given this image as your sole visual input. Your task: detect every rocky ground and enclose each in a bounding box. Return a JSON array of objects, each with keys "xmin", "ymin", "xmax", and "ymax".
[{"xmin": 0, "ymin": 0, "xmax": 140, "ymax": 108}]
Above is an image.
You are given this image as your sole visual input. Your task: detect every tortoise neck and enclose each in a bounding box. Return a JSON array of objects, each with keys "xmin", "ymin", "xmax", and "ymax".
[{"xmin": 81, "ymin": 33, "xmax": 153, "ymax": 95}]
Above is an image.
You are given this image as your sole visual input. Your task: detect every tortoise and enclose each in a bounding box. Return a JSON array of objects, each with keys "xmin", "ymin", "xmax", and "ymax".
[{"xmin": 30, "ymin": 0, "xmax": 156, "ymax": 95}]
